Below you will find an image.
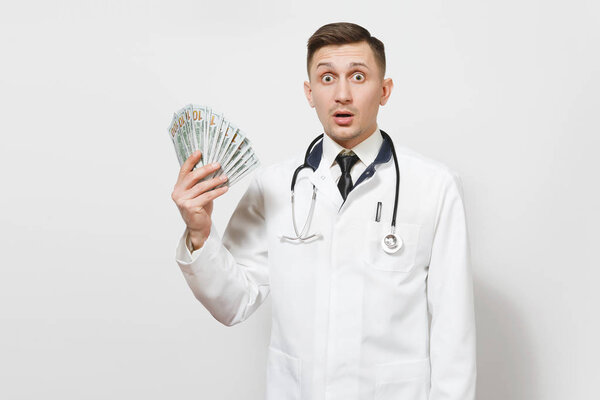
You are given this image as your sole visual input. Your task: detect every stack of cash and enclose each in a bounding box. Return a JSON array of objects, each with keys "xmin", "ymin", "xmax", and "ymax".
[{"xmin": 168, "ymin": 104, "xmax": 260, "ymax": 188}]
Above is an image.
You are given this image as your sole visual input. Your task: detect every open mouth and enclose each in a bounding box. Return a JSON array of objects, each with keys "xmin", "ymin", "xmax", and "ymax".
[{"xmin": 333, "ymin": 111, "xmax": 354, "ymax": 125}]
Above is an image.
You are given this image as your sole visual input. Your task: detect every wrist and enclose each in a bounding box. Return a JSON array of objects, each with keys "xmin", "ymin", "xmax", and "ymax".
[{"xmin": 188, "ymin": 228, "xmax": 208, "ymax": 251}]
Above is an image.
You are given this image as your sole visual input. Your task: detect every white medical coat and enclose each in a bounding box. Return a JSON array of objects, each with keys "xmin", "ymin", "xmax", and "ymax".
[{"xmin": 175, "ymin": 133, "xmax": 476, "ymax": 400}]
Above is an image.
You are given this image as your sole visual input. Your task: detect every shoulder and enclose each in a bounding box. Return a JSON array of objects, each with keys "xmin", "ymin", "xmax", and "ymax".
[
  {"xmin": 391, "ymin": 145, "xmax": 467, "ymax": 225},
  {"xmin": 248, "ymin": 151, "xmax": 305, "ymax": 189},
  {"xmin": 394, "ymin": 143, "xmax": 463, "ymax": 186}
]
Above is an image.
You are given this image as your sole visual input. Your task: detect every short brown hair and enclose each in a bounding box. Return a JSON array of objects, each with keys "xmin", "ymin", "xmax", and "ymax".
[{"xmin": 306, "ymin": 22, "xmax": 386, "ymax": 78}]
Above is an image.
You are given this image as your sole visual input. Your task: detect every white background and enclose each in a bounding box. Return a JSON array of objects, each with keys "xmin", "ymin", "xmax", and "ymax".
[{"xmin": 1, "ymin": 0, "xmax": 598, "ymax": 399}]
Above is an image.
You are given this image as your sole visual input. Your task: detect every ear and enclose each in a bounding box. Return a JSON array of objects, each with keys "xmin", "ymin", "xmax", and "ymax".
[
  {"xmin": 304, "ymin": 80, "xmax": 315, "ymax": 108},
  {"xmin": 379, "ymin": 77, "xmax": 394, "ymax": 106}
]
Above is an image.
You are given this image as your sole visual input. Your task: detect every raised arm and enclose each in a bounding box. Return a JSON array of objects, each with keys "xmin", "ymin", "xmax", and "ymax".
[{"xmin": 172, "ymin": 151, "xmax": 269, "ymax": 326}]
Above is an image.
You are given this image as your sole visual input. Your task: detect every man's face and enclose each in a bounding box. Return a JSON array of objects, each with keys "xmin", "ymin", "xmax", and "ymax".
[{"xmin": 304, "ymin": 41, "xmax": 393, "ymax": 149}]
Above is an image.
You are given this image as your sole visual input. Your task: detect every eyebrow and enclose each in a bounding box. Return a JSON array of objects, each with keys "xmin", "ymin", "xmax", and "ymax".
[
  {"xmin": 315, "ymin": 61, "xmax": 370, "ymax": 70},
  {"xmin": 348, "ymin": 62, "xmax": 369, "ymax": 69}
]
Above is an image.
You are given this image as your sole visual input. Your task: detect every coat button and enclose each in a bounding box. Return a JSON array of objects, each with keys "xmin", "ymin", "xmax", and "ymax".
[{"xmin": 320, "ymin": 175, "xmax": 326, "ymax": 180}]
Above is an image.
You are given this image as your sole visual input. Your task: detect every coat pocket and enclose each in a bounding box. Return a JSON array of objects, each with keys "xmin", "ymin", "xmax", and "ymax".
[
  {"xmin": 364, "ymin": 221, "xmax": 421, "ymax": 272},
  {"xmin": 373, "ymin": 357, "xmax": 430, "ymax": 400},
  {"xmin": 265, "ymin": 346, "xmax": 302, "ymax": 400}
]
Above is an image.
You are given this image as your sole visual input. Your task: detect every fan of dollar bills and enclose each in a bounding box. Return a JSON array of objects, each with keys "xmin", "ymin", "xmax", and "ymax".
[{"xmin": 167, "ymin": 104, "xmax": 259, "ymax": 188}]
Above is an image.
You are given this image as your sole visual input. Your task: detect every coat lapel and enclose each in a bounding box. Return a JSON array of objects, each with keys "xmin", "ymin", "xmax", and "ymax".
[
  {"xmin": 302, "ymin": 130, "xmax": 394, "ymax": 211},
  {"xmin": 308, "ymin": 160, "xmax": 344, "ymax": 209},
  {"xmin": 302, "ymin": 138, "xmax": 344, "ymax": 209}
]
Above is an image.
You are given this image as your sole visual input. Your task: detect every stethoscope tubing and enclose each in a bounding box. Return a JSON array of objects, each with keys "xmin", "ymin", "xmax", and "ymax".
[
  {"xmin": 290, "ymin": 133, "xmax": 324, "ymax": 191},
  {"xmin": 286, "ymin": 131, "xmax": 400, "ymax": 244},
  {"xmin": 381, "ymin": 130, "xmax": 400, "ymax": 233}
]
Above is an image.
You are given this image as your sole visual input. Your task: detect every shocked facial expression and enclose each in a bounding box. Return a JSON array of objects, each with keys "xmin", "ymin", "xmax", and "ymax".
[{"xmin": 304, "ymin": 41, "xmax": 393, "ymax": 148}]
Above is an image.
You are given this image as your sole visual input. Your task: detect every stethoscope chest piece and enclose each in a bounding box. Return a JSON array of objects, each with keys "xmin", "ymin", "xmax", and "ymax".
[{"xmin": 382, "ymin": 233, "xmax": 403, "ymax": 254}]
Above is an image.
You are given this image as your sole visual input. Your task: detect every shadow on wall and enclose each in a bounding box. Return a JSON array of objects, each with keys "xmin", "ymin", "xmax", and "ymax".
[{"xmin": 475, "ymin": 274, "xmax": 537, "ymax": 400}]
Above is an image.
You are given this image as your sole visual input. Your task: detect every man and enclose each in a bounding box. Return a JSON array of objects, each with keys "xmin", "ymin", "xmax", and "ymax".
[{"xmin": 172, "ymin": 22, "xmax": 476, "ymax": 400}]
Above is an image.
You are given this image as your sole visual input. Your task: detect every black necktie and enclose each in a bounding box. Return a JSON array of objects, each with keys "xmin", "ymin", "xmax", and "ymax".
[{"xmin": 335, "ymin": 151, "xmax": 360, "ymax": 201}]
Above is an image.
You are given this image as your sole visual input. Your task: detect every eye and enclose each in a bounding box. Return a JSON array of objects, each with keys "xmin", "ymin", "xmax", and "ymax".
[
  {"xmin": 321, "ymin": 74, "xmax": 334, "ymax": 83},
  {"xmin": 352, "ymin": 72, "xmax": 365, "ymax": 82}
]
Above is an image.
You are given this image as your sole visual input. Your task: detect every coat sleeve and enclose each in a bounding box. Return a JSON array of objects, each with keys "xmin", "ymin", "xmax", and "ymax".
[
  {"xmin": 174, "ymin": 173, "xmax": 270, "ymax": 327},
  {"xmin": 426, "ymin": 171, "xmax": 477, "ymax": 400}
]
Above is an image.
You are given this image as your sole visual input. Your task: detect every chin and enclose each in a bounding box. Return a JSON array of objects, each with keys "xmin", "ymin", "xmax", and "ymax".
[{"xmin": 329, "ymin": 127, "xmax": 362, "ymax": 143}]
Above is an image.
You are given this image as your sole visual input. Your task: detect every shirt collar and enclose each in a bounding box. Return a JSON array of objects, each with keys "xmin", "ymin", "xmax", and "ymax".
[{"xmin": 322, "ymin": 127, "xmax": 383, "ymax": 168}]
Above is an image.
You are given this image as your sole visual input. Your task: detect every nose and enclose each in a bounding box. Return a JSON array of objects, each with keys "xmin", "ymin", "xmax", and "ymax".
[{"xmin": 334, "ymin": 79, "xmax": 352, "ymax": 104}]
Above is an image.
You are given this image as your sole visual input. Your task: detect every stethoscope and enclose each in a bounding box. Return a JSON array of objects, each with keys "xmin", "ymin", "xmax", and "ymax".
[{"xmin": 281, "ymin": 130, "xmax": 403, "ymax": 254}]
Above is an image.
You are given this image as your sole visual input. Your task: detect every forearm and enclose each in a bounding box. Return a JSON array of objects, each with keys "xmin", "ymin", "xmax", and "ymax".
[
  {"xmin": 428, "ymin": 265, "xmax": 477, "ymax": 400},
  {"xmin": 176, "ymin": 222, "xmax": 269, "ymax": 327},
  {"xmin": 175, "ymin": 173, "xmax": 270, "ymax": 327}
]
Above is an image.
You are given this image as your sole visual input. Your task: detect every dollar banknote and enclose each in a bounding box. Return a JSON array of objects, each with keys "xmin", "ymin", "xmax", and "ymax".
[{"xmin": 167, "ymin": 104, "xmax": 260, "ymax": 188}]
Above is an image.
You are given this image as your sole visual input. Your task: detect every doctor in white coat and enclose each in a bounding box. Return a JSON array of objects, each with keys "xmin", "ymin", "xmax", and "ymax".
[{"xmin": 171, "ymin": 22, "xmax": 476, "ymax": 400}]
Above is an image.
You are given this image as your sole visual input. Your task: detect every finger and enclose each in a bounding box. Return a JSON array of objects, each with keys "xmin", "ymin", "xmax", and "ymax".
[
  {"xmin": 182, "ymin": 162, "xmax": 221, "ymax": 189},
  {"xmin": 184, "ymin": 174, "xmax": 228, "ymax": 200},
  {"xmin": 189, "ymin": 185, "xmax": 229, "ymax": 208},
  {"xmin": 177, "ymin": 150, "xmax": 203, "ymax": 184}
]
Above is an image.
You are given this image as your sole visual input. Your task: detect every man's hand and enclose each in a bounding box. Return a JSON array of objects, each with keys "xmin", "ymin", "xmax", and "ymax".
[{"xmin": 171, "ymin": 150, "xmax": 229, "ymax": 250}]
